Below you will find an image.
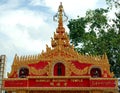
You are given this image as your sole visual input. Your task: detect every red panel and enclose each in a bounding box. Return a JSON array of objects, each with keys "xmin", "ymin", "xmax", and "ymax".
[
  {"xmin": 72, "ymin": 61, "xmax": 92, "ymax": 69},
  {"xmin": 66, "ymin": 78, "xmax": 90, "ymax": 87},
  {"xmin": 28, "ymin": 78, "xmax": 90, "ymax": 87},
  {"xmin": 29, "ymin": 79, "xmax": 50, "ymax": 87},
  {"xmin": 3, "ymin": 78, "xmax": 116, "ymax": 88},
  {"xmin": 4, "ymin": 80, "xmax": 27, "ymax": 87},
  {"xmin": 54, "ymin": 63, "xmax": 58, "ymax": 76},
  {"xmin": 90, "ymin": 80, "xmax": 116, "ymax": 87},
  {"xmin": 28, "ymin": 61, "xmax": 48, "ymax": 69}
]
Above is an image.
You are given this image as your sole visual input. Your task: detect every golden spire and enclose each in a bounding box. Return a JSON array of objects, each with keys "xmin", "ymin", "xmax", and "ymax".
[
  {"xmin": 53, "ymin": 2, "xmax": 68, "ymax": 27},
  {"xmin": 51, "ymin": 2, "xmax": 70, "ymax": 48}
]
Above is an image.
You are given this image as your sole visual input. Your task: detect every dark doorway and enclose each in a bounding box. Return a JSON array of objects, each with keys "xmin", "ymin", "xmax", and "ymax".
[
  {"xmin": 90, "ymin": 68, "xmax": 101, "ymax": 78},
  {"xmin": 54, "ymin": 63, "xmax": 65, "ymax": 76},
  {"xmin": 19, "ymin": 67, "xmax": 29, "ymax": 78}
]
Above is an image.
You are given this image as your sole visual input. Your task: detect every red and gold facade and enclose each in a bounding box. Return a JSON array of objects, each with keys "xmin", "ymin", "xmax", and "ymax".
[{"xmin": 3, "ymin": 3, "xmax": 118, "ymax": 93}]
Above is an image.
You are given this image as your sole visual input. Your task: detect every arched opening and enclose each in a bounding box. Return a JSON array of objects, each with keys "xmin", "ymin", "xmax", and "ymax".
[
  {"xmin": 90, "ymin": 68, "xmax": 102, "ymax": 78},
  {"xmin": 54, "ymin": 63, "xmax": 65, "ymax": 76},
  {"xmin": 19, "ymin": 67, "xmax": 29, "ymax": 78}
]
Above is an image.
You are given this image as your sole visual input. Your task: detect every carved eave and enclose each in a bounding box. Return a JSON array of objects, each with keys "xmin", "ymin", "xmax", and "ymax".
[{"xmin": 40, "ymin": 45, "xmax": 77, "ymax": 60}]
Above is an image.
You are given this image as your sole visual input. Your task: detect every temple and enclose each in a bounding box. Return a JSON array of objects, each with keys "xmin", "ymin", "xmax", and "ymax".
[{"xmin": 3, "ymin": 3, "xmax": 118, "ymax": 93}]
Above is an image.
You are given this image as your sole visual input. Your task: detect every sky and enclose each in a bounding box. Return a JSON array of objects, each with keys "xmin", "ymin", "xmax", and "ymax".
[{"xmin": 0, "ymin": 0, "xmax": 107, "ymax": 75}]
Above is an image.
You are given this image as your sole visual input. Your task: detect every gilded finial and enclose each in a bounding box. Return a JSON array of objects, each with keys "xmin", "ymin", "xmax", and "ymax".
[
  {"xmin": 51, "ymin": 2, "xmax": 70, "ymax": 48},
  {"xmin": 53, "ymin": 2, "xmax": 68, "ymax": 22}
]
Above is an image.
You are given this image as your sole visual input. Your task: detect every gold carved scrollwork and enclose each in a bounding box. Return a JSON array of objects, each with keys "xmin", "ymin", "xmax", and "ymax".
[
  {"xmin": 70, "ymin": 64, "xmax": 89, "ymax": 75},
  {"xmin": 29, "ymin": 65, "xmax": 49, "ymax": 75}
]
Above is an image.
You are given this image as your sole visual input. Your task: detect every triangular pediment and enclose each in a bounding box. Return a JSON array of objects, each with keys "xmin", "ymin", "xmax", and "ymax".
[{"xmin": 39, "ymin": 46, "xmax": 78, "ymax": 60}]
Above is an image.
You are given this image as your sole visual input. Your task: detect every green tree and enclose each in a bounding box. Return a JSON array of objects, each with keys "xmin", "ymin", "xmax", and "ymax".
[
  {"xmin": 67, "ymin": 0, "xmax": 120, "ymax": 77},
  {"xmin": 104, "ymin": 0, "xmax": 120, "ymax": 77},
  {"xmin": 67, "ymin": 8, "xmax": 108, "ymax": 55}
]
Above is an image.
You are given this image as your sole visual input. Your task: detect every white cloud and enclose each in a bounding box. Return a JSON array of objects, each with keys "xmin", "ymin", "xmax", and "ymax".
[
  {"xmin": 0, "ymin": 11, "xmax": 53, "ymax": 51},
  {"xmin": 0, "ymin": 7, "xmax": 54, "ymax": 73},
  {"xmin": 0, "ymin": 7, "xmax": 53, "ymax": 67},
  {"xmin": 0, "ymin": 0, "xmax": 22, "ymax": 11},
  {"xmin": 29, "ymin": 0, "xmax": 45, "ymax": 6},
  {"xmin": 29, "ymin": 0, "xmax": 99, "ymax": 18},
  {"xmin": 44, "ymin": 0, "xmax": 98, "ymax": 18},
  {"xmin": 0, "ymin": 9, "xmax": 46, "ymax": 28}
]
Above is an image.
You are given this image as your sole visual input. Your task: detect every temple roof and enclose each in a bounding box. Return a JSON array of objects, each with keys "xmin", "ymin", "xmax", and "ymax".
[{"xmin": 51, "ymin": 2, "xmax": 70, "ymax": 48}]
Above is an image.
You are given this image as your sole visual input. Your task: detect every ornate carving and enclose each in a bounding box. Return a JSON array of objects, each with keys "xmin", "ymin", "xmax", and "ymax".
[
  {"xmin": 70, "ymin": 64, "xmax": 89, "ymax": 75},
  {"xmin": 29, "ymin": 65, "xmax": 49, "ymax": 75},
  {"xmin": 8, "ymin": 47, "xmax": 112, "ymax": 78}
]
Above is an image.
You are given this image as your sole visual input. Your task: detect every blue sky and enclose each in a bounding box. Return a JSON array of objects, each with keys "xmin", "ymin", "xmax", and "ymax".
[{"xmin": 0, "ymin": 0, "xmax": 107, "ymax": 76}]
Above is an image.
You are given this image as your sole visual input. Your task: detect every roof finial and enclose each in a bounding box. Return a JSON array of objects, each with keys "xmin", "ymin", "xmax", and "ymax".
[
  {"xmin": 51, "ymin": 3, "xmax": 70, "ymax": 48},
  {"xmin": 60, "ymin": 2, "xmax": 62, "ymax": 5},
  {"xmin": 53, "ymin": 2, "xmax": 68, "ymax": 23}
]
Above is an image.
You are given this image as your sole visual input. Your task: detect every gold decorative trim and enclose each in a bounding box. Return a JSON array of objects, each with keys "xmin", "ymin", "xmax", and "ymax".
[
  {"xmin": 29, "ymin": 65, "xmax": 49, "ymax": 75},
  {"xmin": 3, "ymin": 87, "xmax": 118, "ymax": 91},
  {"xmin": 70, "ymin": 63, "xmax": 89, "ymax": 75}
]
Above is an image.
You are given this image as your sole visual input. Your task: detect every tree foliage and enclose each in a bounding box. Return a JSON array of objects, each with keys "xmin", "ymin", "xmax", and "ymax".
[{"xmin": 67, "ymin": 0, "xmax": 120, "ymax": 77}]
